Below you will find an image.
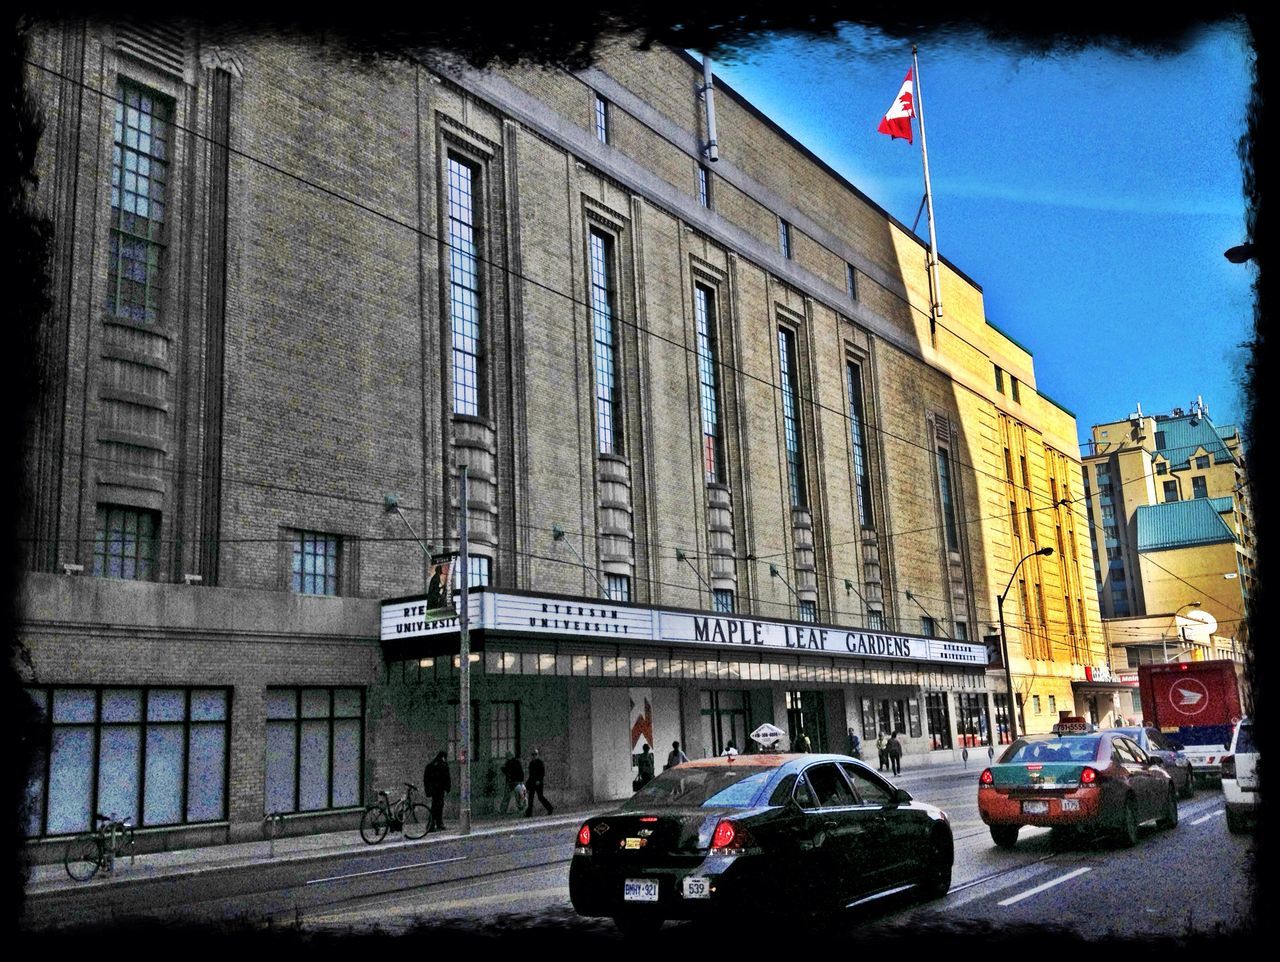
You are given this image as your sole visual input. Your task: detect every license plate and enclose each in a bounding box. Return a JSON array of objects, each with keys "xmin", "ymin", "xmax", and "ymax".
[
  {"xmin": 1060, "ymin": 799, "xmax": 1080, "ymax": 811},
  {"xmin": 624, "ymin": 879, "xmax": 659, "ymax": 902},
  {"xmin": 1022, "ymin": 800, "xmax": 1049, "ymax": 814},
  {"xmin": 624, "ymin": 837, "xmax": 644, "ymax": 850},
  {"xmin": 682, "ymin": 876, "xmax": 711, "ymax": 899}
]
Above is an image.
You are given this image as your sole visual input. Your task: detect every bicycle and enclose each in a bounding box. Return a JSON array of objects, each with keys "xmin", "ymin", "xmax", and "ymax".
[
  {"xmin": 64, "ymin": 813, "xmax": 135, "ymax": 882},
  {"xmin": 360, "ymin": 783, "xmax": 431, "ymax": 843}
]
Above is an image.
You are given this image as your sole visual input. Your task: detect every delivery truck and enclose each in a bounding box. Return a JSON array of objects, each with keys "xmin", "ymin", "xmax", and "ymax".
[{"xmin": 1137, "ymin": 660, "xmax": 1242, "ymax": 783}]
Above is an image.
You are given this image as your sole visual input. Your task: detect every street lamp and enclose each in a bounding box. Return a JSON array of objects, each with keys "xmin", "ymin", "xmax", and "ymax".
[
  {"xmin": 1168, "ymin": 601, "xmax": 1202, "ymax": 663},
  {"xmin": 997, "ymin": 546, "xmax": 1053, "ymax": 741}
]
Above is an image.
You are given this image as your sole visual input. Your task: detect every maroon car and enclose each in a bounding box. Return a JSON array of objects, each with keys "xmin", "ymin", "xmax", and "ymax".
[{"xmin": 978, "ymin": 730, "xmax": 1179, "ymax": 848}]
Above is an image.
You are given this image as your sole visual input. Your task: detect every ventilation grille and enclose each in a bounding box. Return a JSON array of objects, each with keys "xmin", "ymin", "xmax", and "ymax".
[{"xmin": 117, "ymin": 21, "xmax": 187, "ymax": 78}]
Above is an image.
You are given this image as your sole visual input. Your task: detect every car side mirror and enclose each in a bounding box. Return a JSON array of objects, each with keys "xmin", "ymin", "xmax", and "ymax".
[
  {"xmin": 892, "ymin": 788, "xmax": 913, "ymax": 805},
  {"xmin": 1147, "ymin": 757, "xmax": 1164, "ymax": 767}
]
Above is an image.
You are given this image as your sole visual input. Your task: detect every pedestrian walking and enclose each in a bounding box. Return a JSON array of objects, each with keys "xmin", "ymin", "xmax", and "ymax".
[
  {"xmin": 721, "ymin": 739, "xmax": 739, "ymax": 757},
  {"xmin": 423, "ymin": 750, "xmax": 451, "ymax": 831},
  {"xmin": 525, "ymin": 748, "xmax": 554, "ymax": 817},
  {"xmin": 665, "ymin": 740, "xmax": 689, "ymax": 771},
  {"xmin": 634, "ymin": 744, "xmax": 655, "ymax": 790},
  {"xmin": 848, "ymin": 731, "xmax": 862, "ymax": 760},
  {"xmin": 498, "ymin": 751, "xmax": 525, "ymax": 815},
  {"xmin": 792, "ymin": 729, "xmax": 812, "ymax": 753},
  {"xmin": 887, "ymin": 731, "xmax": 903, "ymax": 776},
  {"xmin": 876, "ymin": 731, "xmax": 889, "ymax": 771}
]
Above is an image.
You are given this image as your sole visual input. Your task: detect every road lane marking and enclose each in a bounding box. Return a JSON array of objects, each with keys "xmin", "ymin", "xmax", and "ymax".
[
  {"xmin": 307, "ymin": 855, "xmax": 468, "ymax": 884},
  {"xmin": 997, "ymin": 866, "xmax": 1091, "ymax": 906},
  {"xmin": 1191, "ymin": 810, "xmax": 1223, "ymax": 825},
  {"xmin": 306, "ymin": 885, "xmax": 570, "ymax": 925}
]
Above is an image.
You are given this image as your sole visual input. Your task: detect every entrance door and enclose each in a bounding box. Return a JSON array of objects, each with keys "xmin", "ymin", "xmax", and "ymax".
[
  {"xmin": 786, "ymin": 690, "xmax": 827, "ymax": 751},
  {"xmin": 699, "ymin": 690, "xmax": 749, "ymax": 756}
]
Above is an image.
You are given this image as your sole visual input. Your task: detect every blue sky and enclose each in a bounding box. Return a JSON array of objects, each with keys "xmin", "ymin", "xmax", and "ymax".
[{"xmin": 707, "ymin": 22, "xmax": 1256, "ymax": 446}]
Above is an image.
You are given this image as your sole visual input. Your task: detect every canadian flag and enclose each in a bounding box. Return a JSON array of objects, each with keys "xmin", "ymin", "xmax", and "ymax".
[{"xmin": 878, "ymin": 68, "xmax": 915, "ymax": 143}]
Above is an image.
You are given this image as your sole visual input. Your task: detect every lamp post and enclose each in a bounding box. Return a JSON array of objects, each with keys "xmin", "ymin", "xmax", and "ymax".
[
  {"xmin": 997, "ymin": 546, "xmax": 1053, "ymax": 741},
  {"xmin": 1167, "ymin": 601, "xmax": 1202, "ymax": 663}
]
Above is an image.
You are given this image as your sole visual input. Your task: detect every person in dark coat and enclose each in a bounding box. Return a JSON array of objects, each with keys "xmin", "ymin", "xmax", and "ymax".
[
  {"xmin": 887, "ymin": 731, "xmax": 903, "ymax": 776},
  {"xmin": 499, "ymin": 751, "xmax": 525, "ymax": 815},
  {"xmin": 635, "ymin": 744, "xmax": 655, "ymax": 789},
  {"xmin": 525, "ymin": 748, "xmax": 554, "ymax": 816},
  {"xmin": 423, "ymin": 750, "xmax": 451, "ymax": 831}
]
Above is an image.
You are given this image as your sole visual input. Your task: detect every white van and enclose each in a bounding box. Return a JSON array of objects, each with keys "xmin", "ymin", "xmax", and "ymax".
[{"xmin": 1221, "ymin": 717, "xmax": 1258, "ymax": 834}]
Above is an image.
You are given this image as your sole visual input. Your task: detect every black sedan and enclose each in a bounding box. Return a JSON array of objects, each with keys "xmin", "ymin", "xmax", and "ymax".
[
  {"xmin": 569, "ymin": 753, "xmax": 953, "ymax": 935},
  {"xmin": 1111, "ymin": 726, "xmax": 1195, "ymax": 798}
]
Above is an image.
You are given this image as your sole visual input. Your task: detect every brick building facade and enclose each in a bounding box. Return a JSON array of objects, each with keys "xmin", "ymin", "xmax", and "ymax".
[{"xmin": 19, "ymin": 23, "xmax": 1105, "ymax": 853}]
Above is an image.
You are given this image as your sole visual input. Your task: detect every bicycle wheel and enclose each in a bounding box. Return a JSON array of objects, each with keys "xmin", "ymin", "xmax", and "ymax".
[
  {"xmin": 360, "ymin": 805, "xmax": 390, "ymax": 844},
  {"xmin": 64, "ymin": 834, "xmax": 102, "ymax": 882},
  {"xmin": 402, "ymin": 802, "xmax": 431, "ymax": 840}
]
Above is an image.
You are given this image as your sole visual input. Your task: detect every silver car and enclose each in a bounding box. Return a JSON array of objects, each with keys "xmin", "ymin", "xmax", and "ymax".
[
  {"xmin": 1222, "ymin": 718, "xmax": 1258, "ymax": 834},
  {"xmin": 1112, "ymin": 726, "xmax": 1195, "ymax": 799}
]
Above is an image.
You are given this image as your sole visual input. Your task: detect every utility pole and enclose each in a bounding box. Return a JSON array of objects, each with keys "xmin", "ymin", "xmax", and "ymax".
[{"xmin": 458, "ymin": 466, "xmax": 471, "ymax": 835}]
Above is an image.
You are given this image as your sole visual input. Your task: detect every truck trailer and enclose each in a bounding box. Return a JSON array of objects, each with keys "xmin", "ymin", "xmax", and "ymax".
[{"xmin": 1137, "ymin": 660, "xmax": 1243, "ymax": 783}]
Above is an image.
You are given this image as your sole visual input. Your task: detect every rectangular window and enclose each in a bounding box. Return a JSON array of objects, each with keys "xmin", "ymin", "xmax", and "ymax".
[
  {"xmin": 955, "ymin": 621, "xmax": 968, "ymax": 641},
  {"xmin": 955, "ymin": 692, "xmax": 991, "ymax": 747},
  {"xmin": 1021, "ymin": 455, "xmax": 1030, "ymax": 488},
  {"xmin": 447, "ymin": 700, "xmax": 481, "ymax": 763},
  {"xmin": 1004, "ymin": 447, "xmax": 1014, "ymax": 481},
  {"xmin": 1195, "ymin": 455, "xmax": 1210, "ymax": 469},
  {"xmin": 446, "ymin": 155, "xmax": 483, "ymax": 415},
  {"xmin": 1163, "ymin": 480, "xmax": 1179, "ymax": 502},
  {"xmin": 697, "ymin": 164, "xmax": 710, "ymax": 208},
  {"xmin": 1154, "ymin": 430, "xmax": 1167, "ymax": 449},
  {"xmin": 994, "ymin": 366, "xmax": 1005, "ymax": 394},
  {"xmin": 798, "ymin": 600, "xmax": 817, "ymax": 623},
  {"xmin": 925, "ymin": 693, "xmax": 952, "ymax": 751},
  {"xmin": 594, "ymin": 93, "xmax": 609, "ymax": 144},
  {"xmin": 1156, "ymin": 462, "xmax": 1168, "ymax": 475},
  {"xmin": 292, "ymin": 531, "xmax": 340, "ymax": 595},
  {"xmin": 1192, "ymin": 476, "xmax": 1208, "ymax": 499},
  {"xmin": 454, "ymin": 555, "xmax": 491, "ymax": 589},
  {"xmin": 1048, "ymin": 694, "xmax": 1057, "ymax": 714},
  {"xmin": 713, "ymin": 589, "xmax": 735, "ymax": 613},
  {"xmin": 993, "ymin": 693, "xmax": 1013, "ymax": 744},
  {"xmin": 846, "ymin": 263, "xmax": 858, "ymax": 300},
  {"xmin": 694, "ymin": 284, "xmax": 724, "ymax": 483},
  {"xmin": 25, "ymin": 686, "xmax": 230, "ymax": 836},
  {"xmin": 777, "ymin": 327, "xmax": 806, "ymax": 508},
  {"xmin": 93, "ymin": 505, "xmax": 158, "ymax": 581},
  {"xmin": 921, "ymin": 617, "xmax": 936, "ymax": 637},
  {"xmin": 867, "ymin": 609, "xmax": 884, "ymax": 631},
  {"xmin": 1032, "ymin": 694, "xmax": 1042, "ymax": 715},
  {"xmin": 1010, "ymin": 501, "xmax": 1020, "ymax": 542},
  {"xmin": 588, "ymin": 229, "xmax": 622, "ymax": 454},
  {"xmin": 846, "ymin": 362, "xmax": 873, "ymax": 528},
  {"xmin": 778, "ymin": 219, "xmax": 792, "ymax": 258},
  {"xmin": 1025, "ymin": 507, "xmax": 1037, "ymax": 546},
  {"xmin": 606, "ymin": 574, "xmax": 631, "ymax": 603},
  {"xmin": 936, "ymin": 447, "xmax": 960, "ymax": 551},
  {"xmin": 490, "ymin": 702, "xmax": 519, "ymax": 760},
  {"xmin": 108, "ymin": 80, "xmax": 172, "ymax": 323},
  {"xmin": 1011, "ymin": 377, "xmax": 1021, "ymax": 403},
  {"xmin": 266, "ymin": 688, "xmax": 364, "ymax": 814}
]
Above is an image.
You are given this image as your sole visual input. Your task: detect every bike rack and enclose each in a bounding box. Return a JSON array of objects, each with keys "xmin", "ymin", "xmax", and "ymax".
[{"xmin": 264, "ymin": 812, "xmax": 286, "ymax": 857}]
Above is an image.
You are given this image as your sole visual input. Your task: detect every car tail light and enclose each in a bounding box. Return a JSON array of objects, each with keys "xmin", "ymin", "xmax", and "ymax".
[
  {"xmin": 639, "ymin": 816, "xmax": 658, "ymax": 822},
  {"xmin": 711, "ymin": 819, "xmax": 755, "ymax": 851},
  {"xmin": 1080, "ymin": 767, "xmax": 1099, "ymax": 785},
  {"xmin": 979, "ymin": 768, "xmax": 994, "ymax": 786},
  {"xmin": 577, "ymin": 823, "xmax": 591, "ymax": 847},
  {"xmin": 1221, "ymin": 754, "xmax": 1236, "ymax": 779}
]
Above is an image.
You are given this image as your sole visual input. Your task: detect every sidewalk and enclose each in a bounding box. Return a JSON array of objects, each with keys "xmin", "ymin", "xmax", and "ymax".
[{"xmin": 24, "ymin": 757, "xmax": 979, "ymax": 896}]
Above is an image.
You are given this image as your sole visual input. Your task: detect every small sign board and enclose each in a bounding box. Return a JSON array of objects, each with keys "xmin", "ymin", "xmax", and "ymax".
[
  {"xmin": 1052, "ymin": 716, "xmax": 1091, "ymax": 735},
  {"xmin": 749, "ymin": 723, "xmax": 786, "ymax": 749}
]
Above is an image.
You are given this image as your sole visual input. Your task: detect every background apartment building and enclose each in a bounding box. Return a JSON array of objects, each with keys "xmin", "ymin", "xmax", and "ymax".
[
  {"xmin": 18, "ymin": 22, "xmax": 1104, "ymax": 852},
  {"xmin": 1080, "ymin": 399, "xmax": 1252, "ymax": 718}
]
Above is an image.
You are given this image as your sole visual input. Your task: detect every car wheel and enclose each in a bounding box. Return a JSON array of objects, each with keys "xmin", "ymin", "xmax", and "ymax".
[
  {"xmin": 613, "ymin": 912, "xmax": 664, "ymax": 937},
  {"xmin": 920, "ymin": 832, "xmax": 953, "ymax": 898},
  {"xmin": 1225, "ymin": 809, "xmax": 1247, "ymax": 835},
  {"xmin": 990, "ymin": 825, "xmax": 1019, "ymax": 850},
  {"xmin": 1117, "ymin": 798, "xmax": 1139, "ymax": 848},
  {"xmin": 1180, "ymin": 767, "xmax": 1195, "ymax": 799},
  {"xmin": 1158, "ymin": 787, "xmax": 1179, "ymax": 830}
]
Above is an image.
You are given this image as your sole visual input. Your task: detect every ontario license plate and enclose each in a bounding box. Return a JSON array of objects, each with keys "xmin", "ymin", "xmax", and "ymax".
[
  {"xmin": 682, "ymin": 876, "xmax": 711, "ymax": 899},
  {"xmin": 1022, "ymin": 800, "xmax": 1049, "ymax": 814},
  {"xmin": 624, "ymin": 837, "xmax": 644, "ymax": 850},
  {"xmin": 1060, "ymin": 799, "xmax": 1080, "ymax": 811},
  {"xmin": 624, "ymin": 879, "xmax": 659, "ymax": 902}
]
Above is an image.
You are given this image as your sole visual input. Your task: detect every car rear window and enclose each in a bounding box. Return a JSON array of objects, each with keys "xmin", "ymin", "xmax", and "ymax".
[
  {"xmin": 1235, "ymin": 725, "xmax": 1255, "ymax": 754},
  {"xmin": 999, "ymin": 736, "xmax": 1100, "ymax": 764},
  {"xmin": 621, "ymin": 766, "xmax": 777, "ymax": 809}
]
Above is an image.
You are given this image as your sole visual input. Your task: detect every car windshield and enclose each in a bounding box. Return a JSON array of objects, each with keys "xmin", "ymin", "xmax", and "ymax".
[
  {"xmin": 621, "ymin": 766, "xmax": 777, "ymax": 809},
  {"xmin": 999, "ymin": 736, "xmax": 1100, "ymax": 764},
  {"xmin": 1236, "ymin": 725, "xmax": 1255, "ymax": 753}
]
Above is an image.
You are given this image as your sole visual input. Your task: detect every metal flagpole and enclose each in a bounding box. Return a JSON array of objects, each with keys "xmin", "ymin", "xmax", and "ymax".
[
  {"xmin": 458, "ymin": 466, "xmax": 472, "ymax": 835},
  {"xmin": 912, "ymin": 45, "xmax": 943, "ymax": 330}
]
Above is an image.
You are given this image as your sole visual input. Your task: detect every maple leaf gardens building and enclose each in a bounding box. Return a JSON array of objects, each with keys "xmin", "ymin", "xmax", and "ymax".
[{"xmin": 17, "ymin": 22, "xmax": 1106, "ymax": 853}]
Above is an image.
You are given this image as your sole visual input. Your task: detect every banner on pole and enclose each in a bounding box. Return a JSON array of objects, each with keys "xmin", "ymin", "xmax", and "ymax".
[{"xmin": 425, "ymin": 552, "xmax": 458, "ymax": 617}]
